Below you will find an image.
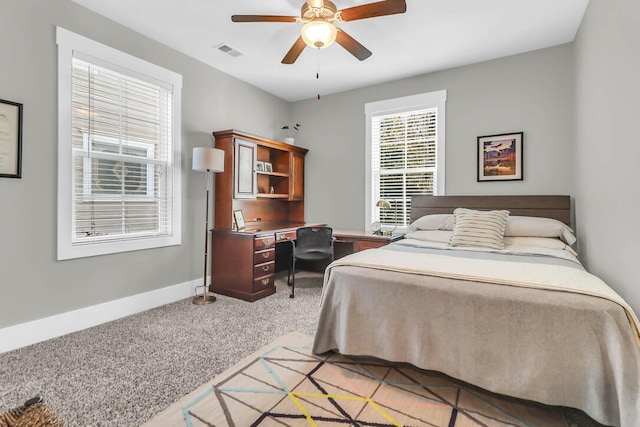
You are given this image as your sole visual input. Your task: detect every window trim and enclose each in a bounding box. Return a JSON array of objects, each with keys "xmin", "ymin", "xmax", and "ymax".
[
  {"xmin": 364, "ymin": 90, "xmax": 446, "ymax": 231},
  {"xmin": 56, "ymin": 27, "xmax": 182, "ymax": 260}
]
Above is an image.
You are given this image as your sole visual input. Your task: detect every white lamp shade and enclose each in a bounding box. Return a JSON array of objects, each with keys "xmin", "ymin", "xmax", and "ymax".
[
  {"xmin": 376, "ymin": 199, "xmax": 391, "ymax": 209},
  {"xmin": 301, "ymin": 20, "xmax": 337, "ymax": 49},
  {"xmin": 193, "ymin": 147, "xmax": 224, "ymax": 172}
]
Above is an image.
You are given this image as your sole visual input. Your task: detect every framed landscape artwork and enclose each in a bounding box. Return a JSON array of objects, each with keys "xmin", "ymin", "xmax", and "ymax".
[{"xmin": 477, "ymin": 132, "xmax": 523, "ymax": 182}]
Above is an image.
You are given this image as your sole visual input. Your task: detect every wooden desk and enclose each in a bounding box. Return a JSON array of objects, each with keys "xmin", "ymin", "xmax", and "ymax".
[
  {"xmin": 211, "ymin": 225, "xmax": 401, "ymax": 302},
  {"xmin": 210, "ymin": 222, "xmax": 324, "ymax": 302},
  {"xmin": 332, "ymin": 229, "xmax": 403, "ymax": 259}
]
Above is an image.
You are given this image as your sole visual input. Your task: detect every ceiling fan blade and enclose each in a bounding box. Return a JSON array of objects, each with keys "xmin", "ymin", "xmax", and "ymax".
[
  {"xmin": 231, "ymin": 15, "xmax": 297, "ymax": 23},
  {"xmin": 339, "ymin": 0, "xmax": 406, "ymax": 22},
  {"xmin": 306, "ymin": 0, "xmax": 324, "ymax": 8},
  {"xmin": 335, "ymin": 28, "xmax": 372, "ymax": 61},
  {"xmin": 282, "ymin": 37, "xmax": 307, "ymax": 64}
]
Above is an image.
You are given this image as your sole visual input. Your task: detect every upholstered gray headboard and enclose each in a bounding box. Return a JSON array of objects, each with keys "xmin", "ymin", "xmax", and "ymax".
[{"xmin": 410, "ymin": 195, "xmax": 571, "ymax": 226}]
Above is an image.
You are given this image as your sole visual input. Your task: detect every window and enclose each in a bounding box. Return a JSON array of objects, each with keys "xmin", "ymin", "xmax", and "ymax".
[
  {"xmin": 365, "ymin": 91, "xmax": 446, "ymax": 230},
  {"xmin": 57, "ymin": 27, "xmax": 182, "ymax": 260},
  {"xmin": 81, "ymin": 134, "xmax": 155, "ymax": 198}
]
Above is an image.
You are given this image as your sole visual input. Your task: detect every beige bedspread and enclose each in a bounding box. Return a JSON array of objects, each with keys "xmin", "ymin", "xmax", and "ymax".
[{"xmin": 313, "ymin": 245, "xmax": 640, "ymax": 426}]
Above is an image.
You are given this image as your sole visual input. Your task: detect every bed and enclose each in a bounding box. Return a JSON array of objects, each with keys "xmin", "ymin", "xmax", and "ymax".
[{"xmin": 313, "ymin": 195, "xmax": 640, "ymax": 426}]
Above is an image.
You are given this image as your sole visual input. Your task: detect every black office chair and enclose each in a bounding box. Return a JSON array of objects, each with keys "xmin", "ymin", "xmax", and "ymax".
[{"xmin": 287, "ymin": 226, "xmax": 334, "ymax": 298}]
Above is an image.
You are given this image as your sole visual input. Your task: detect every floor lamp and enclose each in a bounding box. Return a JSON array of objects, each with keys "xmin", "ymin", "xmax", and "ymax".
[{"xmin": 192, "ymin": 147, "xmax": 225, "ymax": 305}]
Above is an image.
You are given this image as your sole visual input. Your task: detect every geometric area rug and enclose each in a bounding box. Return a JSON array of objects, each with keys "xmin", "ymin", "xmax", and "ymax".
[{"xmin": 143, "ymin": 332, "xmax": 593, "ymax": 427}]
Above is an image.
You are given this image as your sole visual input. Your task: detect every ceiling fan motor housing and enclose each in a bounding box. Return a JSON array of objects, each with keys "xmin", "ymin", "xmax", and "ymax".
[{"xmin": 301, "ymin": 1, "xmax": 338, "ymax": 21}]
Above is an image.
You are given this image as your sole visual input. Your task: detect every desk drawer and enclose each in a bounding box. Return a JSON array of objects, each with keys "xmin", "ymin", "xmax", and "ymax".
[
  {"xmin": 254, "ymin": 248, "xmax": 275, "ymax": 264},
  {"xmin": 275, "ymin": 231, "xmax": 296, "ymax": 242},
  {"xmin": 254, "ymin": 261, "xmax": 275, "ymax": 278},
  {"xmin": 253, "ymin": 275, "xmax": 274, "ymax": 291},
  {"xmin": 254, "ymin": 235, "xmax": 275, "ymax": 249}
]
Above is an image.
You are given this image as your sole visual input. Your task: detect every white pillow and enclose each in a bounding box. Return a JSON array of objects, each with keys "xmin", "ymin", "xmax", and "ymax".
[
  {"xmin": 404, "ymin": 230, "xmax": 453, "ymax": 243},
  {"xmin": 449, "ymin": 208, "xmax": 510, "ymax": 250},
  {"xmin": 504, "ymin": 216, "xmax": 576, "ymax": 245},
  {"xmin": 407, "ymin": 214, "xmax": 455, "ymax": 232},
  {"xmin": 503, "ymin": 236, "xmax": 578, "ymax": 256}
]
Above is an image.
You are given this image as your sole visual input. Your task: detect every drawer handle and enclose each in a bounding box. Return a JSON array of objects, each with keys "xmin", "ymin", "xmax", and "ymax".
[
  {"xmin": 262, "ymin": 240, "xmax": 269, "ymax": 247},
  {"xmin": 262, "ymin": 265, "xmax": 270, "ymax": 272},
  {"xmin": 262, "ymin": 252, "xmax": 269, "ymax": 259},
  {"xmin": 261, "ymin": 278, "xmax": 269, "ymax": 286}
]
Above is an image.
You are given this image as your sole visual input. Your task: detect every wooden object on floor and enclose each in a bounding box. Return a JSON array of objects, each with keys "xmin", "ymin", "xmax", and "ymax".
[
  {"xmin": 210, "ymin": 130, "xmax": 309, "ymax": 302},
  {"xmin": 211, "ymin": 223, "xmax": 324, "ymax": 301}
]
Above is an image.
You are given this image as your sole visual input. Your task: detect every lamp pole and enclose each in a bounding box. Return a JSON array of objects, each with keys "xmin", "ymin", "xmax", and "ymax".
[{"xmin": 193, "ymin": 170, "xmax": 215, "ymax": 304}]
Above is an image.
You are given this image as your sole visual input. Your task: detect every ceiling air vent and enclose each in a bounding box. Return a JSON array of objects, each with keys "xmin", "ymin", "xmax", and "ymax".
[{"xmin": 215, "ymin": 44, "xmax": 243, "ymax": 57}]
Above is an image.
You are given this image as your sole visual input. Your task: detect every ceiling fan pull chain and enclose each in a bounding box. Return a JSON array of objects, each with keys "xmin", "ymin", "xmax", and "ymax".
[{"xmin": 316, "ymin": 50, "xmax": 321, "ymax": 100}]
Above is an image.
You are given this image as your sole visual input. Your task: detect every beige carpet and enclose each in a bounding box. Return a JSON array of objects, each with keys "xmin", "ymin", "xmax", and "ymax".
[{"xmin": 145, "ymin": 332, "xmax": 590, "ymax": 427}]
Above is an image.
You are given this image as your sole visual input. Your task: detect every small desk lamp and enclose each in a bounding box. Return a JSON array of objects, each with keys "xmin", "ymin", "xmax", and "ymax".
[
  {"xmin": 376, "ymin": 199, "xmax": 397, "ymax": 234},
  {"xmin": 192, "ymin": 147, "xmax": 225, "ymax": 305}
]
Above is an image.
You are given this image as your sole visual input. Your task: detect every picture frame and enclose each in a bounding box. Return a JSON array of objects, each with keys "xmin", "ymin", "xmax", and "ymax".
[
  {"xmin": 477, "ymin": 132, "xmax": 523, "ymax": 182},
  {"xmin": 264, "ymin": 162, "xmax": 273, "ymax": 173},
  {"xmin": 233, "ymin": 209, "xmax": 245, "ymax": 230},
  {"xmin": 256, "ymin": 161, "xmax": 265, "ymax": 172},
  {"xmin": 0, "ymin": 98, "xmax": 23, "ymax": 178}
]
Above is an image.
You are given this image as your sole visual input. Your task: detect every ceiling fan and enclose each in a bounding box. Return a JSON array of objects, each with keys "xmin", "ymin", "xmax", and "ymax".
[{"xmin": 232, "ymin": 0, "xmax": 407, "ymax": 64}]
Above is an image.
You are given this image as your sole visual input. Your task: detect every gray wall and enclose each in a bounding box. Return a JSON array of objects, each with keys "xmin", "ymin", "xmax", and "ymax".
[
  {"xmin": 574, "ymin": 0, "xmax": 640, "ymax": 312},
  {"xmin": 0, "ymin": 0, "xmax": 289, "ymax": 328},
  {"xmin": 292, "ymin": 44, "xmax": 575, "ymax": 230}
]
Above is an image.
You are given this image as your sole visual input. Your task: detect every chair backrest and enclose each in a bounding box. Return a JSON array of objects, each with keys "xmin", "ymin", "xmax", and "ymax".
[{"xmin": 296, "ymin": 226, "xmax": 333, "ymax": 250}]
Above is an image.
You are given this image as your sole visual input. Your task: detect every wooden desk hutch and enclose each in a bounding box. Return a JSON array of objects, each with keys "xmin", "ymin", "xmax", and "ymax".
[{"xmin": 210, "ymin": 130, "xmax": 310, "ymax": 302}]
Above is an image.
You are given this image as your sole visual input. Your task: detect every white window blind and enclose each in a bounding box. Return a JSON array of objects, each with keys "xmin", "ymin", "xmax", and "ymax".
[
  {"xmin": 57, "ymin": 27, "xmax": 182, "ymax": 260},
  {"xmin": 372, "ymin": 109, "xmax": 437, "ymax": 227},
  {"xmin": 365, "ymin": 90, "xmax": 446, "ymax": 231},
  {"xmin": 71, "ymin": 57, "xmax": 172, "ymax": 242}
]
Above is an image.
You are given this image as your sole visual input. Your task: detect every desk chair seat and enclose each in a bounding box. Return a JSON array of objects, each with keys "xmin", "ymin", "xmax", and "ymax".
[{"xmin": 287, "ymin": 226, "xmax": 334, "ymax": 298}]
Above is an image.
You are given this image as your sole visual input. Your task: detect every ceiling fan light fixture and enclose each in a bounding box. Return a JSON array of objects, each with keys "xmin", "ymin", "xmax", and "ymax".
[{"xmin": 301, "ymin": 20, "xmax": 337, "ymax": 49}]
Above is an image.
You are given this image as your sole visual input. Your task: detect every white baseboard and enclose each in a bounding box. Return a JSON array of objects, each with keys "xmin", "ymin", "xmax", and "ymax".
[{"xmin": 0, "ymin": 277, "xmax": 207, "ymax": 353}]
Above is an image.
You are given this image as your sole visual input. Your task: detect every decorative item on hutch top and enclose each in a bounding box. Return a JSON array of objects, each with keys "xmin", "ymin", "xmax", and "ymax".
[
  {"xmin": 192, "ymin": 147, "xmax": 225, "ymax": 305},
  {"xmin": 281, "ymin": 123, "xmax": 300, "ymax": 145},
  {"xmin": 477, "ymin": 132, "xmax": 523, "ymax": 182},
  {"xmin": 0, "ymin": 98, "xmax": 23, "ymax": 178}
]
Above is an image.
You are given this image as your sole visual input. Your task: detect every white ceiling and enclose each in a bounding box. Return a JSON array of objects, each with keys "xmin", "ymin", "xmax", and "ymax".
[{"xmin": 71, "ymin": 0, "xmax": 589, "ymax": 102}]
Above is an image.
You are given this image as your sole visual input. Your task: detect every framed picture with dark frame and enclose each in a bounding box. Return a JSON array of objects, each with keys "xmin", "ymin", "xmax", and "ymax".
[
  {"xmin": 477, "ymin": 132, "xmax": 523, "ymax": 182},
  {"xmin": 0, "ymin": 98, "xmax": 23, "ymax": 178},
  {"xmin": 233, "ymin": 209, "xmax": 245, "ymax": 230}
]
